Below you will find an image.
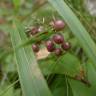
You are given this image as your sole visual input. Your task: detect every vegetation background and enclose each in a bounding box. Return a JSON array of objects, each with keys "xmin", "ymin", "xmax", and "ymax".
[{"xmin": 0, "ymin": 0, "xmax": 96, "ymax": 96}]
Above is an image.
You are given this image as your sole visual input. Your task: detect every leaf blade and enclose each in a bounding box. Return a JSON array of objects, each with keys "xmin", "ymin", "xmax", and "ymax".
[{"xmin": 10, "ymin": 19, "xmax": 52, "ymax": 96}]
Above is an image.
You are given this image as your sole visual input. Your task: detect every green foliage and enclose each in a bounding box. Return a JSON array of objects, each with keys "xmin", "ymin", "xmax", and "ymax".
[
  {"xmin": 10, "ymin": 19, "xmax": 52, "ymax": 96},
  {"xmin": 69, "ymin": 79, "xmax": 93, "ymax": 96},
  {"xmin": 0, "ymin": 87, "xmax": 14, "ymax": 96},
  {"xmin": 50, "ymin": 75, "xmax": 73, "ymax": 96},
  {"xmin": 48, "ymin": 0, "xmax": 96, "ymax": 67},
  {"xmin": 39, "ymin": 53, "xmax": 81, "ymax": 77},
  {"xmin": 0, "ymin": 0, "xmax": 96, "ymax": 96}
]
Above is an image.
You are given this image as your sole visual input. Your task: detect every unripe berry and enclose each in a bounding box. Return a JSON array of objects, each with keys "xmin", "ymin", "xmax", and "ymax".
[
  {"xmin": 61, "ymin": 42, "xmax": 71, "ymax": 50},
  {"xmin": 54, "ymin": 48, "xmax": 62, "ymax": 56},
  {"xmin": 50, "ymin": 20, "xmax": 65, "ymax": 31},
  {"xmin": 53, "ymin": 34, "xmax": 64, "ymax": 44},
  {"xmin": 45, "ymin": 40, "xmax": 55, "ymax": 52},
  {"xmin": 32, "ymin": 44, "xmax": 39, "ymax": 53}
]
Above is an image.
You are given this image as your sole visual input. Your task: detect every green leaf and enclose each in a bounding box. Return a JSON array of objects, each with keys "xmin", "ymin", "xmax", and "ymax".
[
  {"xmin": 68, "ymin": 62, "xmax": 96, "ymax": 96},
  {"xmin": 0, "ymin": 87, "xmax": 14, "ymax": 96},
  {"xmin": 68, "ymin": 79, "xmax": 94, "ymax": 96},
  {"xmin": 14, "ymin": 89, "xmax": 21, "ymax": 96},
  {"xmin": 39, "ymin": 53, "xmax": 81, "ymax": 77},
  {"xmin": 85, "ymin": 61, "xmax": 96, "ymax": 95},
  {"xmin": 50, "ymin": 75, "xmax": 73, "ymax": 96},
  {"xmin": 48, "ymin": 0, "xmax": 96, "ymax": 67},
  {"xmin": 10, "ymin": 19, "xmax": 52, "ymax": 96},
  {"xmin": 59, "ymin": 53, "xmax": 80, "ymax": 77}
]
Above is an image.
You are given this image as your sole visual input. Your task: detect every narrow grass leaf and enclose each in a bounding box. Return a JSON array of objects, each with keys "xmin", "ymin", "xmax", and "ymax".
[{"xmin": 10, "ymin": 19, "xmax": 53, "ymax": 96}]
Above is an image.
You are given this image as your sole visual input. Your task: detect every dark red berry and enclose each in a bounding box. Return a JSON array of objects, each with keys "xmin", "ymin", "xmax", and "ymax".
[
  {"xmin": 53, "ymin": 34, "xmax": 64, "ymax": 44},
  {"xmin": 54, "ymin": 48, "xmax": 62, "ymax": 56},
  {"xmin": 31, "ymin": 27, "xmax": 39, "ymax": 35},
  {"xmin": 45, "ymin": 40, "xmax": 55, "ymax": 52},
  {"xmin": 61, "ymin": 42, "xmax": 71, "ymax": 50},
  {"xmin": 32, "ymin": 44, "xmax": 39, "ymax": 53},
  {"xmin": 50, "ymin": 20, "xmax": 65, "ymax": 31}
]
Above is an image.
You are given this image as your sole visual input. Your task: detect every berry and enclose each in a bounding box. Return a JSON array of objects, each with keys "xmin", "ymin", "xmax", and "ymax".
[
  {"xmin": 50, "ymin": 20, "xmax": 65, "ymax": 31},
  {"xmin": 45, "ymin": 40, "xmax": 55, "ymax": 52},
  {"xmin": 31, "ymin": 27, "xmax": 39, "ymax": 35},
  {"xmin": 53, "ymin": 34, "xmax": 64, "ymax": 44},
  {"xmin": 54, "ymin": 48, "xmax": 62, "ymax": 56},
  {"xmin": 61, "ymin": 42, "xmax": 71, "ymax": 50},
  {"xmin": 32, "ymin": 44, "xmax": 39, "ymax": 53}
]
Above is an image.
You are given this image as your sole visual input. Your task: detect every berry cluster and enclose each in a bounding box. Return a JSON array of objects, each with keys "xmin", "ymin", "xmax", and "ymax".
[
  {"xmin": 27, "ymin": 19, "xmax": 71, "ymax": 56},
  {"xmin": 45, "ymin": 34, "xmax": 71, "ymax": 56}
]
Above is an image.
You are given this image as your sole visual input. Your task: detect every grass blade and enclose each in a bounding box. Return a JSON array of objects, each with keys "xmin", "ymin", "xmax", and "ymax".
[
  {"xmin": 10, "ymin": 19, "xmax": 52, "ymax": 96},
  {"xmin": 48, "ymin": 0, "xmax": 96, "ymax": 66},
  {"xmin": 12, "ymin": 0, "xmax": 20, "ymax": 13}
]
